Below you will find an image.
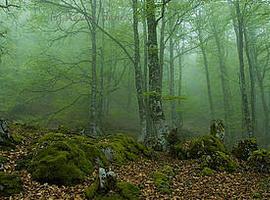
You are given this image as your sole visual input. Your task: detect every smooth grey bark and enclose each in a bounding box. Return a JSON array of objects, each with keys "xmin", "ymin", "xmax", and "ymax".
[
  {"xmin": 132, "ymin": 0, "xmax": 147, "ymax": 142},
  {"xmin": 145, "ymin": 0, "xmax": 168, "ymax": 149}
]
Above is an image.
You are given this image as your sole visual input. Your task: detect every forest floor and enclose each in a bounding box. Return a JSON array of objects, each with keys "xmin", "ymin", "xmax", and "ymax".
[{"xmin": 1, "ymin": 129, "xmax": 270, "ymax": 200}]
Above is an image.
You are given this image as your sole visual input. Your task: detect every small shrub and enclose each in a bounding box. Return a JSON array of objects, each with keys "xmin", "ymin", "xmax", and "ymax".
[
  {"xmin": 0, "ymin": 172, "xmax": 23, "ymax": 196},
  {"xmin": 232, "ymin": 138, "xmax": 258, "ymax": 161},
  {"xmin": 247, "ymin": 149, "xmax": 270, "ymax": 173},
  {"xmin": 200, "ymin": 151, "xmax": 238, "ymax": 172}
]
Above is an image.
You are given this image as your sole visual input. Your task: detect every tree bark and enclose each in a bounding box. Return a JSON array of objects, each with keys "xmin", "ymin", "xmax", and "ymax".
[
  {"xmin": 145, "ymin": 0, "xmax": 168, "ymax": 149},
  {"xmin": 132, "ymin": 0, "xmax": 147, "ymax": 142}
]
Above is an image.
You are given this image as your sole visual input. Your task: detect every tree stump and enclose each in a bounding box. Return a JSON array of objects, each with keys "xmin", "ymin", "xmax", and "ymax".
[{"xmin": 98, "ymin": 167, "xmax": 117, "ymax": 192}]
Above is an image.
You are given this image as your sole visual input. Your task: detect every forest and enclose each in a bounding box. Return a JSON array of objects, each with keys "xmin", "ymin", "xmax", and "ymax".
[{"xmin": 0, "ymin": 0, "xmax": 270, "ymax": 199}]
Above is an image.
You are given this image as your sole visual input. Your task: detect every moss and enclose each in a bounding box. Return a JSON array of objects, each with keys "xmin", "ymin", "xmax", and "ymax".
[
  {"xmin": 29, "ymin": 140, "xmax": 93, "ymax": 185},
  {"xmin": 200, "ymin": 151, "xmax": 238, "ymax": 172},
  {"xmin": 174, "ymin": 135, "xmax": 226, "ymax": 160},
  {"xmin": 0, "ymin": 172, "xmax": 23, "ymax": 197},
  {"xmin": 200, "ymin": 167, "xmax": 214, "ymax": 176},
  {"xmin": 116, "ymin": 181, "xmax": 140, "ymax": 200},
  {"xmin": 259, "ymin": 177, "xmax": 270, "ymax": 193},
  {"xmin": 152, "ymin": 165, "xmax": 175, "ymax": 194},
  {"xmin": 247, "ymin": 149, "xmax": 270, "ymax": 173},
  {"xmin": 85, "ymin": 179, "xmax": 99, "ymax": 199},
  {"xmin": 0, "ymin": 156, "xmax": 8, "ymax": 165},
  {"xmin": 232, "ymin": 138, "xmax": 258, "ymax": 161},
  {"xmin": 97, "ymin": 134, "xmax": 149, "ymax": 164}
]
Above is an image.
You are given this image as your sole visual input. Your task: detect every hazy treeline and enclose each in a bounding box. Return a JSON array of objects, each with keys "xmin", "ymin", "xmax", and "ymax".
[{"xmin": 0, "ymin": 0, "xmax": 270, "ymax": 146}]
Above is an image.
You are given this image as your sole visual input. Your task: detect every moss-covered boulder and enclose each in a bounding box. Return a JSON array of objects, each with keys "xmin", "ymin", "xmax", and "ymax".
[
  {"xmin": 200, "ymin": 151, "xmax": 238, "ymax": 172},
  {"xmin": 152, "ymin": 165, "xmax": 175, "ymax": 194},
  {"xmin": 247, "ymin": 149, "xmax": 270, "ymax": 173},
  {"xmin": 232, "ymin": 138, "xmax": 258, "ymax": 161},
  {"xmin": 0, "ymin": 172, "xmax": 23, "ymax": 196},
  {"xmin": 28, "ymin": 140, "xmax": 93, "ymax": 185},
  {"xmin": 85, "ymin": 180, "xmax": 140, "ymax": 200},
  {"xmin": 174, "ymin": 135, "xmax": 226, "ymax": 159},
  {"xmin": 97, "ymin": 134, "xmax": 150, "ymax": 164},
  {"xmin": 116, "ymin": 181, "xmax": 140, "ymax": 200}
]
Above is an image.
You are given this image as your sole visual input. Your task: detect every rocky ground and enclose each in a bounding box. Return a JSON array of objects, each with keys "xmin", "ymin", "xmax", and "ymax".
[{"xmin": 0, "ymin": 127, "xmax": 270, "ymax": 200}]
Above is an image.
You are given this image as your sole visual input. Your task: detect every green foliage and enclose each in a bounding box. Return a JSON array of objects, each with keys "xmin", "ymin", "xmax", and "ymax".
[
  {"xmin": 232, "ymin": 138, "xmax": 258, "ymax": 161},
  {"xmin": 0, "ymin": 172, "xmax": 23, "ymax": 197},
  {"xmin": 174, "ymin": 134, "xmax": 226, "ymax": 159},
  {"xmin": 259, "ymin": 177, "xmax": 270, "ymax": 193},
  {"xmin": 247, "ymin": 149, "xmax": 270, "ymax": 173},
  {"xmin": 152, "ymin": 165, "xmax": 175, "ymax": 194},
  {"xmin": 116, "ymin": 181, "xmax": 140, "ymax": 200},
  {"xmin": 200, "ymin": 167, "xmax": 214, "ymax": 176},
  {"xmin": 200, "ymin": 151, "xmax": 238, "ymax": 172}
]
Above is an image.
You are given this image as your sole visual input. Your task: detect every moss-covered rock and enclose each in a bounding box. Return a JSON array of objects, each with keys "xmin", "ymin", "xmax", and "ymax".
[
  {"xmin": 247, "ymin": 149, "xmax": 270, "ymax": 173},
  {"xmin": 200, "ymin": 151, "xmax": 237, "ymax": 172},
  {"xmin": 200, "ymin": 167, "xmax": 214, "ymax": 176},
  {"xmin": 97, "ymin": 134, "xmax": 150, "ymax": 164},
  {"xmin": 152, "ymin": 165, "xmax": 175, "ymax": 194},
  {"xmin": 174, "ymin": 135, "xmax": 226, "ymax": 159},
  {"xmin": 232, "ymin": 138, "xmax": 258, "ymax": 161},
  {"xmin": 0, "ymin": 172, "xmax": 23, "ymax": 196},
  {"xmin": 28, "ymin": 140, "xmax": 93, "ymax": 185},
  {"xmin": 116, "ymin": 181, "xmax": 140, "ymax": 200},
  {"xmin": 85, "ymin": 180, "xmax": 140, "ymax": 200}
]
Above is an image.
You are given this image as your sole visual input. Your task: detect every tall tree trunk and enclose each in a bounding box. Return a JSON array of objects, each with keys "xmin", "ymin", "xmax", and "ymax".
[
  {"xmin": 159, "ymin": 11, "xmax": 166, "ymax": 90},
  {"xmin": 132, "ymin": 0, "xmax": 147, "ymax": 142},
  {"xmin": 145, "ymin": 0, "xmax": 168, "ymax": 149},
  {"xmin": 169, "ymin": 16, "xmax": 176, "ymax": 128},
  {"xmin": 233, "ymin": 0, "xmax": 253, "ymax": 137},
  {"xmin": 142, "ymin": 0, "xmax": 148, "ymax": 93},
  {"xmin": 177, "ymin": 49, "xmax": 183, "ymax": 128},
  {"xmin": 197, "ymin": 27, "xmax": 215, "ymax": 120},
  {"xmin": 244, "ymin": 27, "xmax": 256, "ymax": 135},
  {"xmin": 90, "ymin": 0, "xmax": 99, "ymax": 135},
  {"xmin": 211, "ymin": 24, "xmax": 233, "ymax": 140}
]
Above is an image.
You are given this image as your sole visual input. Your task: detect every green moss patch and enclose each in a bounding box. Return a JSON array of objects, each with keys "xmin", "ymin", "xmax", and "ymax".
[
  {"xmin": 247, "ymin": 149, "xmax": 270, "ymax": 173},
  {"xmin": 200, "ymin": 167, "xmax": 214, "ymax": 176},
  {"xmin": 0, "ymin": 172, "xmax": 23, "ymax": 197},
  {"xmin": 174, "ymin": 135, "xmax": 226, "ymax": 159},
  {"xmin": 85, "ymin": 180, "xmax": 140, "ymax": 200},
  {"xmin": 232, "ymin": 138, "xmax": 258, "ymax": 161},
  {"xmin": 152, "ymin": 165, "xmax": 175, "ymax": 194},
  {"xmin": 200, "ymin": 151, "xmax": 238, "ymax": 172}
]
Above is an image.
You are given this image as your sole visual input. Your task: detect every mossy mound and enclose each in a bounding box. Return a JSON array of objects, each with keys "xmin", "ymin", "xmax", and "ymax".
[
  {"xmin": 29, "ymin": 141, "xmax": 93, "ymax": 185},
  {"xmin": 200, "ymin": 167, "xmax": 214, "ymax": 176},
  {"xmin": 0, "ymin": 172, "xmax": 23, "ymax": 197},
  {"xmin": 23, "ymin": 133, "xmax": 149, "ymax": 185},
  {"xmin": 152, "ymin": 165, "xmax": 175, "ymax": 194},
  {"xmin": 247, "ymin": 149, "xmax": 270, "ymax": 173},
  {"xmin": 26, "ymin": 133, "xmax": 107, "ymax": 185},
  {"xmin": 85, "ymin": 180, "xmax": 140, "ymax": 200},
  {"xmin": 174, "ymin": 135, "xmax": 226, "ymax": 159},
  {"xmin": 232, "ymin": 138, "xmax": 258, "ymax": 161},
  {"xmin": 97, "ymin": 134, "xmax": 150, "ymax": 164},
  {"xmin": 201, "ymin": 151, "xmax": 238, "ymax": 172}
]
